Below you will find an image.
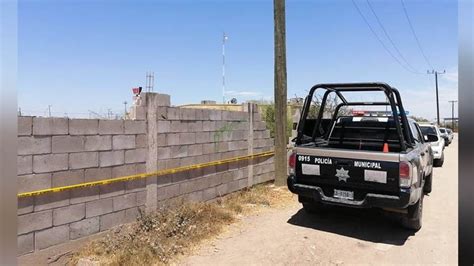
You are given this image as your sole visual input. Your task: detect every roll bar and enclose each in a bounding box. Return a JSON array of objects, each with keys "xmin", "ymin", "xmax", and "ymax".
[{"xmin": 296, "ymin": 83, "xmax": 413, "ymax": 151}]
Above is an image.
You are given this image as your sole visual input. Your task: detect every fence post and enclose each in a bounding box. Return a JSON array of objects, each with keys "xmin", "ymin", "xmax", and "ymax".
[
  {"xmin": 247, "ymin": 103, "xmax": 254, "ymax": 187},
  {"xmin": 145, "ymin": 93, "xmax": 159, "ymax": 213}
]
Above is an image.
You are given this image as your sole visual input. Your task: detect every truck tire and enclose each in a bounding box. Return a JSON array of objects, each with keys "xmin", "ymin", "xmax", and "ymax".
[
  {"xmin": 302, "ymin": 201, "xmax": 325, "ymax": 214},
  {"xmin": 423, "ymin": 173, "xmax": 432, "ymax": 194},
  {"xmin": 433, "ymin": 153, "xmax": 444, "ymax": 167},
  {"xmin": 401, "ymin": 194, "xmax": 423, "ymax": 231}
]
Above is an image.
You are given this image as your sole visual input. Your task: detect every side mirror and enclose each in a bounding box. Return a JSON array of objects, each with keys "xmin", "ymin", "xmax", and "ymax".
[{"xmin": 424, "ymin": 134, "xmax": 439, "ymax": 142}]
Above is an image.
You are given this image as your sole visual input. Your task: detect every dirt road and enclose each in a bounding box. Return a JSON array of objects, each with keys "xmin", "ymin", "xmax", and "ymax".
[{"xmin": 181, "ymin": 137, "xmax": 458, "ymax": 265}]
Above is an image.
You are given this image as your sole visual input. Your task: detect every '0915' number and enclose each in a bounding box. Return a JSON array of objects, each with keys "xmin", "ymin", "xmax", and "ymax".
[{"xmin": 298, "ymin": 155, "xmax": 310, "ymax": 162}]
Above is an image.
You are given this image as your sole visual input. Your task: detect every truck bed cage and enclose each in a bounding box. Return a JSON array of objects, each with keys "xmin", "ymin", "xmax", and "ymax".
[{"xmin": 296, "ymin": 82, "xmax": 413, "ymax": 151}]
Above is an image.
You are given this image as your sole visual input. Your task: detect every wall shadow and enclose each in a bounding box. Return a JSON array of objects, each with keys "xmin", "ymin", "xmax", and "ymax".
[{"xmin": 287, "ymin": 206, "xmax": 414, "ymax": 246}]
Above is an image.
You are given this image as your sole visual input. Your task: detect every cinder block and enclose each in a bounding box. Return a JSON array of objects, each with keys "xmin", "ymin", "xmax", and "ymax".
[
  {"xmin": 69, "ymin": 152, "xmax": 99, "ymax": 169},
  {"xmin": 86, "ymin": 198, "xmax": 114, "ymax": 218},
  {"xmin": 98, "ymin": 120, "xmax": 123, "ymax": 135},
  {"xmin": 33, "ymin": 154, "xmax": 68, "ymax": 173},
  {"xmin": 18, "ymin": 197, "xmax": 34, "ymax": 215},
  {"xmin": 35, "ymin": 225, "xmax": 69, "ymax": 250},
  {"xmin": 135, "ymin": 134, "xmax": 147, "ymax": 148},
  {"xmin": 18, "ymin": 233, "xmax": 34, "ymax": 255},
  {"xmin": 18, "ymin": 155, "xmax": 33, "ymax": 175},
  {"xmin": 188, "ymin": 121, "xmax": 203, "ymax": 132},
  {"xmin": 186, "ymin": 190, "xmax": 203, "ymax": 202},
  {"xmin": 70, "ymin": 186, "xmax": 100, "ymax": 204},
  {"xmin": 85, "ymin": 167, "xmax": 112, "ymax": 182},
  {"xmin": 52, "ymin": 169, "xmax": 84, "ymax": 187},
  {"xmin": 33, "ymin": 117, "xmax": 68, "ymax": 135},
  {"xmin": 34, "ymin": 191, "xmax": 70, "ymax": 211},
  {"xmin": 202, "ymin": 143, "xmax": 216, "ymax": 154},
  {"xmin": 216, "ymin": 183, "xmax": 228, "ymax": 196},
  {"xmin": 18, "ymin": 136, "xmax": 51, "ymax": 155},
  {"xmin": 195, "ymin": 132, "xmax": 209, "ymax": 144},
  {"xmin": 209, "ymin": 110, "xmax": 222, "ymax": 120},
  {"xmin": 99, "ymin": 150, "xmax": 124, "ymax": 167},
  {"xmin": 113, "ymin": 193, "xmax": 137, "ymax": 211},
  {"xmin": 70, "ymin": 217, "xmax": 100, "ymax": 240},
  {"xmin": 69, "ymin": 119, "xmax": 99, "ymax": 135},
  {"xmin": 18, "ymin": 210, "xmax": 52, "ymax": 235},
  {"xmin": 157, "ymin": 120, "xmax": 171, "ymax": 133},
  {"xmin": 18, "ymin": 117, "xmax": 33, "ymax": 136},
  {"xmin": 125, "ymin": 148, "xmax": 146, "ymax": 164},
  {"xmin": 222, "ymin": 111, "xmax": 232, "ymax": 121},
  {"xmin": 179, "ymin": 132, "xmax": 195, "ymax": 145},
  {"xmin": 125, "ymin": 178, "xmax": 146, "ymax": 193},
  {"xmin": 137, "ymin": 191, "xmax": 146, "ymax": 206},
  {"xmin": 179, "ymin": 108, "xmax": 196, "ymax": 120},
  {"xmin": 157, "ymin": 183, "xmax": 180, "ymax": 201},
  {"xmin": 84, "ymin": 135, "xmax": 112, "ymax": 151},
  {"xmin": 170, "ymin": 146, "xmax": 187, "ymax": 158},
  {"xmin": 166, "ymin": 133, "xmax": 180, "ymax": 145},
  {"xmin": 53, "ymin": 203, "xmax": 86, "ymax": 226},
  {"xmin": 201, "ymin": 109, "xmax": 211, "ymax": 120},
  {"xmin": 157, "ymin": 147, "xmax": 171, "ymax": 160},
  {"xmin": 124, "ymin": 120, "xmax": 146, "ymax": 134},
  {"xmin": 170, "ymin": 121, "xmax": 187, "ymax": 132},
  {"xmin": 202, "ymin": 121, "xmax": 215, "ymax": 132},
  {"xmin": 99, "ymin": 182, "xmax": 125, "ymax": 198},
  {"xmin": 202, "ymin": 187, "xmax": 217, "ymax": 201},
  {"xmin": 166, "ymin": 107, "xmax": 180, "ymax": 120},
  {"xmin": 112, "ymin": 164, "xmax": 137, "ymax": 178},
  {"xmin": 156, "ymin": 94, "xmax": 171, "ymax": 107},
  {"xmin": 187, "ymin": 144, "xmax": 203, "ymax": 156},
  {"xmin": 100, "ymin": 210, "xmax": 126, "ymax": 231},
  {"xmin": 112, "ymin": 135, "xmax": 135, "ymax": 150},
  {"xmin": 194, "ymin": 109, "xmax": 204, "ymax": 120},
  {"xmin": 156, "ymin": 106, "xmax": 168, "ymax": 120},
  {"xmin": 51, "ymin": 136, "xmax": 84, "ymax": 153},
  {"xmin": 124, "ymin": 207, "xmax": 141, "ymax": 223}
]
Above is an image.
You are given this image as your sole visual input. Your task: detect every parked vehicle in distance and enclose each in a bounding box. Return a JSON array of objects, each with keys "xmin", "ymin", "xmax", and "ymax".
[
  {"xmin": 419, "ymin": 124, "xmax": 445, "ymax": 167},
  {"xmin": 438, "ymin": 127, "xmax": 451, "ymax": 146},
  {"xmin": 446, "ymin": 128, "xmax": 454, "ymax": 142},
  {"xmin": 287, "ymin": 83, "xmax": 437, "ymax": 231}
]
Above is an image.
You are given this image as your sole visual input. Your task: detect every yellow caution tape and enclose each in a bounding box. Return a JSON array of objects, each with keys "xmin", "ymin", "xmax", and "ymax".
[{"xmin": 17, "ymin": 150, "xmax": 275, "ymax": 198}]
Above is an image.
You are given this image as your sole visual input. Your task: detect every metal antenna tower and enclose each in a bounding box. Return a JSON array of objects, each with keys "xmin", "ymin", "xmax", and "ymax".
[{"xmin": 146, "ymin": 72, "xmax": 155, "ymax": 92}]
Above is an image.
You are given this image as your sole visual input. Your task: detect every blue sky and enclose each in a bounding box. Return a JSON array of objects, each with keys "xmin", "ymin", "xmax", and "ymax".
[{"xmin": 18, "ymin": 0, "xmax": 457, "ymax": 120}]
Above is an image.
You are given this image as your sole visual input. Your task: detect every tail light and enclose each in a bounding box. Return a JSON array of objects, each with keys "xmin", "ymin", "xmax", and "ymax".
[
  {"xmin": 288, "ymin": 152, "xmax": 296, "ymax": 175},
  {"xmin": 399, "ymin": 161, "xmax": 412, "ymax": 188}
]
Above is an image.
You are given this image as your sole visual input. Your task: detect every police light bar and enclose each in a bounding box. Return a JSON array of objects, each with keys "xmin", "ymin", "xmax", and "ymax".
[{"xmin": 352, "ymin": 110, "xmax": 365, "ymax": 116}]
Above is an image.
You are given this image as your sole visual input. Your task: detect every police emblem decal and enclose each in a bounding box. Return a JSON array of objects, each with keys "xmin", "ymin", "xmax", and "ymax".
[{"xmin": 336, "ymin": 167, "xmax": 350, "ymax": 182}]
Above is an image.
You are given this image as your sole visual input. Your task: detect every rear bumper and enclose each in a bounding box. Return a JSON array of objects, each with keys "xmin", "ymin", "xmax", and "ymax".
[{"xmin": 287, "ymin": 175, "xmax": 417, "ymax": 209}]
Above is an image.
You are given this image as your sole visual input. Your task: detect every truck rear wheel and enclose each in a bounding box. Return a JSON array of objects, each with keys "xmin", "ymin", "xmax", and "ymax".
[
  {"xmin": 401, "ymin": 194, "xmax": 423, "ymax": 231},
  {"xmin": 423, "ymin": 173, "xmax": 432, "ymax": 194}
]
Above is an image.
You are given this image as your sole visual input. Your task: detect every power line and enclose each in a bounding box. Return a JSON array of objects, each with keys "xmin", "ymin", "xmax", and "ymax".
[
  {"xmin": 351, "ymin": 0, "xmax": 421, "ymax": 74},
  {"xmin": 400, "ymin": 0, "xmax": 434, "ymax": 69},
  {"xmin": 366, "ymin": 0, "xmax": 423, "ymax": 74}
]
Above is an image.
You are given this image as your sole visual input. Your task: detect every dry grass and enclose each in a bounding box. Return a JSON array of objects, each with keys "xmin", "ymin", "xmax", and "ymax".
[{"xmin": 70, "ymin": 183, "xmax": 294, "ymax": 265}]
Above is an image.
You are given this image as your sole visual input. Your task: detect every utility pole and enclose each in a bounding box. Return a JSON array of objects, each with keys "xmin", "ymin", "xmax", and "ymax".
[
  {"xmin": 427, "ymin": 70, "xmax": 445, "ymax": 125},
  {"xmin": 274, "ymin": 0, "xmax": 287, "ymax": 186},
  {"xmin": 222, "ymin": 32, "xmax": 228, "ymax": 104},
  {"xmin": 48, "ymin": 105, "xmax": 52, "ymax": 117},
  {"xmin": 449, "ymin": 100, "xmax": 457, "ymax": 131},
  {"xmin": 123, "ymin": 101, "xmax": 128, "ymax": 118}
]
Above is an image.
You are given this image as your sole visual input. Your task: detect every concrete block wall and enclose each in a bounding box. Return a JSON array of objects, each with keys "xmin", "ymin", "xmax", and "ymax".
[{"xmin": 17, "ymin": 93, "xmax": 274, "ymax": 255}]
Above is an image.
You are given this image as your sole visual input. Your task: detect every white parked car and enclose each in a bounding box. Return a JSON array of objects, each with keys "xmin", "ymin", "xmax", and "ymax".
[{"xmin": 419, "ymin": 124, "xmax": 445, "ymax": 167}]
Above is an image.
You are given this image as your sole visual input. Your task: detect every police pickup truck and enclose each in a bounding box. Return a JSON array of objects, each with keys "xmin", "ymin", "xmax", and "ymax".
[{"xmin": 287, "ymin": 83, "xmax": 439, "ymax": 231}]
